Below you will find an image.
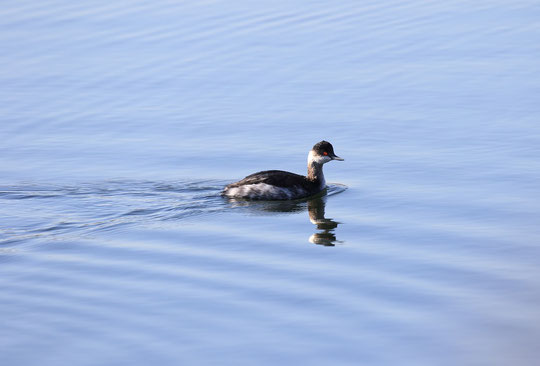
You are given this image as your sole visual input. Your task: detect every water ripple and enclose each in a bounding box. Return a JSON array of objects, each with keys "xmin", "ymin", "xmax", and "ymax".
[
  {"xmin": 0, "ymin": 180, "xmax": 228, "ymax": 245},
  {"xmin": 0, "ymin": 180, "xmax": 347, "ymax": 246}
]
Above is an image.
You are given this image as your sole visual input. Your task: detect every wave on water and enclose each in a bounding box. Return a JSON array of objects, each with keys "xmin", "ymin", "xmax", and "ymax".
[
  {"xmin": 0, "ymin": 180, "xmax": 227, "ymax": 245},
  {"xmin": 0, "ymin": 180, "xmax": 347, "ymax": 246}
]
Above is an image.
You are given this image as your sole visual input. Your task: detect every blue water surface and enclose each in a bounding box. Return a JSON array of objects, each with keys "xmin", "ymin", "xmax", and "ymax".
[{"xmin": 1, "ymin": 1, "xmax": 540, "ymax": 365}]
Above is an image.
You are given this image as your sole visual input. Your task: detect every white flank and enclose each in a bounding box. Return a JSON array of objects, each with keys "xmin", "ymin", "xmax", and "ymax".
[{"xmin": 224, "ymin": 183, "xmax": 307, "ymax": 200}]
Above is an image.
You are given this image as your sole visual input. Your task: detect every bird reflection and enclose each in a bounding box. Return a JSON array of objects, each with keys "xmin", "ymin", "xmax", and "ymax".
[
  {"xmin": 226, "ymin": 190, "xmax": 341, "ymax": 246},
  {"xmin": 307, "ymin": 195, "xmax": 340, "ymax": 246}
]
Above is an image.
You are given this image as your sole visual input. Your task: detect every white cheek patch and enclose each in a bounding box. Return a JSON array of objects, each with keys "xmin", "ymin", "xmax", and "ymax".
[{"xmin": 308, "ymin": 150, "xmax": 331, "ymax": 165}]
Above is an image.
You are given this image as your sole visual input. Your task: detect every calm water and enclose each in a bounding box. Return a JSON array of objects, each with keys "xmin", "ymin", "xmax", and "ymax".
[{"xmin": 2, "ymin": 1, "xmax": 540, "ymax": 365}]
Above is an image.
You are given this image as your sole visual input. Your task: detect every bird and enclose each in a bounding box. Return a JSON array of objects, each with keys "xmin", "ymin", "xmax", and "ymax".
[{"xmin": 222, "ymin": 141, "xmax": 343, "ymax": 200}]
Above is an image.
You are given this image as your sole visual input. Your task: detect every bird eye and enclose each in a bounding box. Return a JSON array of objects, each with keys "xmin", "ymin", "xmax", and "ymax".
[{"xmin": 323, "ymin": 152, "xmax": 328, "ymax": 156}]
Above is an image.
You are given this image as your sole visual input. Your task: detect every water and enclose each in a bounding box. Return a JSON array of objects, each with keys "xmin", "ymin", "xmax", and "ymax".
[{"xmin": 1, "ymin": 1, "xmax": 540, "ymax": 365}]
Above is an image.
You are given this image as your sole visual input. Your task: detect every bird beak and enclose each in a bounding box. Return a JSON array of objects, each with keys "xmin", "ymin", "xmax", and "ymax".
[{"xmin": 331, "ymin": 155, "xmax": 344, "ymax": 161}]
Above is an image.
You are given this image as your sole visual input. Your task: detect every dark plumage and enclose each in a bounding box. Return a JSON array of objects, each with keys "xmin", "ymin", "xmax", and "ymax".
[
  {"xmin": 225, "ymin": 170, "xmax": 320, "ymax": 196},
  {"xmin": 312, "ymin": 140, "xmax": 338, "ymax": 158}
]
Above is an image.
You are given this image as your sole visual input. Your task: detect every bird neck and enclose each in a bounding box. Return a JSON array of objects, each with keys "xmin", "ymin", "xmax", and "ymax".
[{"xmin": 307, "ymin": 151, "xmax": 325, "ymax": 186}]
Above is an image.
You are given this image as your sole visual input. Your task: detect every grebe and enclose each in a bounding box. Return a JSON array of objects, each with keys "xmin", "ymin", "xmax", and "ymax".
[{"xmin": 222, "ymin": 141, "xmax": 344, "ymax": 200}]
